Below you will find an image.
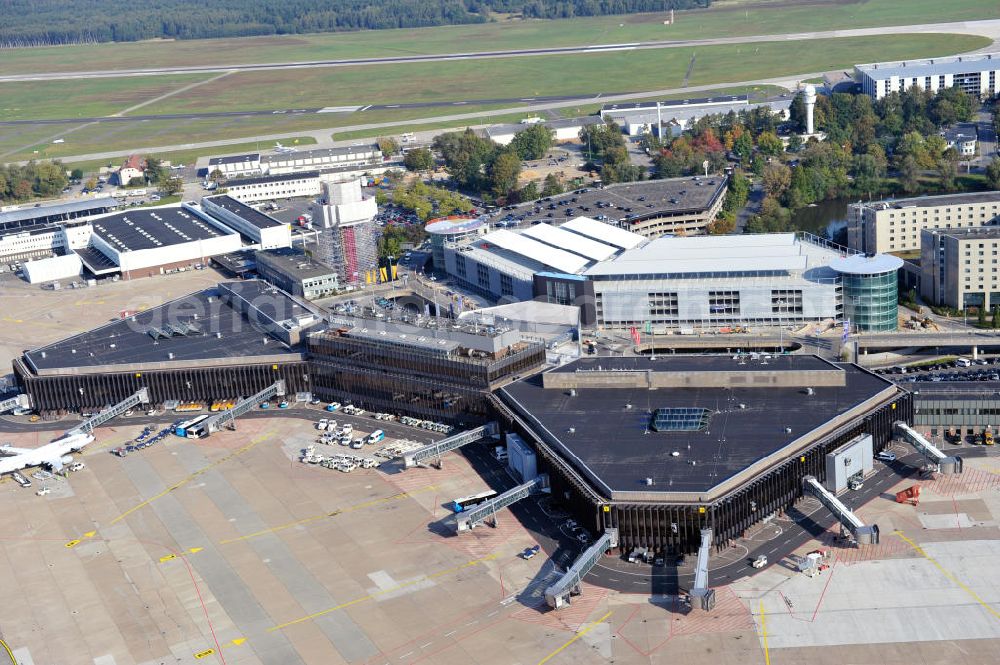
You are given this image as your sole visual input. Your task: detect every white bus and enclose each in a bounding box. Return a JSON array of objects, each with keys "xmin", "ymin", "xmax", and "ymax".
[
  {"xmin": 174, "ymin": 414, "xmax": 209, "ymax": 438},
  {"xmin": 451, "ymin": 489, "xmax": 498, "ymax": 513}
]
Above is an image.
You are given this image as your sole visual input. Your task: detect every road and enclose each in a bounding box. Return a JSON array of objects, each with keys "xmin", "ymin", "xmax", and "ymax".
[{"xmin": 3, "ymin": 19, "xmax": 999, "ymax": 83}]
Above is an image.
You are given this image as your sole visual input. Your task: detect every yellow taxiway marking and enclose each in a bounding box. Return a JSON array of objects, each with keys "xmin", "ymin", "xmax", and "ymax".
[
  {"xmin": 188, "ymin": 547, "xmax": 203, "ymax": 554},
  {"xmin": 759, "ymin": 600, "xmax": 771, "ymax": 665},
  {"xmin": 159, "ymin": 554, "xmax": 177, "ymax": 563},
  {"xmin": 110, "ymin": 429, "xmax": 274, "ymax": 525},
  {"xmin": 896, "ymin": 530, "xmax": 1000, "ymax": 622},
  {"xmin": 268, "ymin": 553, "xmax": 497, "ymax": 632},
  {"xmin": 219, "ymin": 484, "xmax": 437, "ymax": 545},
  {"xmin": 83, "ymin": 531, "xmax": 96, "ymax": 538},
  {"xmin": 64, "ymin": 539, "xmax": 81, "ymax": 548},
  {"xmin": 535, "ymin": 610, "xmax": 613, "ymax": 665},
  {"xmin": 227, "ymin": 638, "xmax": 247, "ymax": 647},
  {"xmin": 0, "ymin": 637, "xmax": 18, "ymax": 665},
  {"xmin": 193, "ymin": 648, "xmax": 214, "ymax": 659}
]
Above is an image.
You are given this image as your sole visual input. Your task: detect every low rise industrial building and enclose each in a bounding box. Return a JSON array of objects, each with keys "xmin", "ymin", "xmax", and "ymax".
[
  {"xmin": 0, "ymin": 196, "xmax": 117, "ymax": 234},
  {"xmin": 255, "ymin": 247, "xmax": 339, "ymax": 299},
  {"xmin": 223, "ymin": 171, "xmax": 322, "ymax": 203},
  {"xmin": 208, "ymin": 153, "xmax": 262, "ymax": 178},
  {"xmin": 200, "ymin": 195, "xmax": 292, "ymax": 249},
  {"xmin": 847, "ymin": 191, "xmax": 1000, "ymax": 254},
  {"xmin": 855, "ymin": 52, "xmax": 1000, "ymax": 100},
  {"xmin": 920, "ymin": 226, "xmax": 1000, "ymax": 310},
  {"xmin": 601, "ymin": 95, "xmax": 791, "ymax": 137},
  {"xmin": 262, "ymin": 145, "xmax": 382, "ymax": 175},
  {"xmin": 482, "ymin": 117, "xmax": 604, "ymax": 145}
]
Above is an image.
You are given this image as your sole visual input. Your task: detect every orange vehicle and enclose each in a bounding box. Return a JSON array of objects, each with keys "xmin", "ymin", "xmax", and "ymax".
[{"xmin": 896, "ymin": 485, "xmax": 921, "ymax": 506}]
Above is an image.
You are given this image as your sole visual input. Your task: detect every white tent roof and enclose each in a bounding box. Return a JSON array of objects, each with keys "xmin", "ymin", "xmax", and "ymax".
[
  {"xmin": 479, "ymin": 229, "xmax": 590, "ymax": 274},
  {"xmin": 522, "ymin": 223, "xmax": 618, "ymax": 261},
  {"xmin": 560, "ymin": 216, "xmax": 645, "ymax": 250}
]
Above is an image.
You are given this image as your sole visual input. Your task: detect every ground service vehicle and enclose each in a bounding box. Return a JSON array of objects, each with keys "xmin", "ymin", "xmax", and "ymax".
[
  {"xmin": 451, "ymin": 490, "xmax": 498, "ymax": 513},
  {"xmin": 367, "ymin": 430, "xmax": 385, "ymax": 445},
  {"xmin": 175, "ymin": 415, "xmax": 209, "ymax": 438},
  {"xmin": 752, "ymin": 555, "xmax": 768, "ymax": 569},
  {"xmin": 984, "ymin": 430, "xmax": 995, "ymax": 446}
]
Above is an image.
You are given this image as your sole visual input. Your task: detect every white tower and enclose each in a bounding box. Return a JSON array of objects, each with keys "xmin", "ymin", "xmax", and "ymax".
[{"xmin": 804, "ymin": 84, "xmax": 817, "ymax": 135}]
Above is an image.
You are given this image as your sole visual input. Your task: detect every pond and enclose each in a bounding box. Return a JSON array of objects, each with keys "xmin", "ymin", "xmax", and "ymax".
[{"xmin": 788, "ymin": 197, "xmax": 854, "ymax": 243}]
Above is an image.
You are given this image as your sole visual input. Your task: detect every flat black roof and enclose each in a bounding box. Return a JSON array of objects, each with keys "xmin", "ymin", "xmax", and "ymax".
[
  {"xmin": 90, "ymin": 206, "xmax": 230, "ymax": 252},
  {"xmin": 227, "ymin": 171, "xmax": 320, "ymax": 187},
  {"xmin": 493, "ymin": 177, "xmax": 725, "ymax": 229},
  {"xmin": 500, "ymin": 355, "xmax": 895, "ymax": 495},
  {"xmin": 256, "ymin": 247, "xmax": 337, "ymax": 280},
  {"xmin": 203, "ymin": 195, "xmax": 285, "ymax": 229},
  {"xmin": 23, "ymin": 284, "xmax": 305, "ymax": 373},
  {"xmin": 209, "ymin": 153, "xmax": 260, "ymax": 166}
]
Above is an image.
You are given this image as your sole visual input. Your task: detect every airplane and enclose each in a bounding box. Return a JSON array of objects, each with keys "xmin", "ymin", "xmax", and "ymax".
[
  {"xmin": 273, "ymin": 142, "xmax": 297, "ymax": 154},
  {"xmin": 0, "ymin": 431, "xmax": 95, "ymax": 475}
]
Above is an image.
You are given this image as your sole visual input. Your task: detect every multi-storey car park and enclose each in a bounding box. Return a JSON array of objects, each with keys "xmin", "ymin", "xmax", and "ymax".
[
  {"xmin": 495, "ymin": 354, "xmax": 910, "ymax": 552},
  {"xmin": 492, "ymin": 177, "xmax": 727, "ymax": 239}
]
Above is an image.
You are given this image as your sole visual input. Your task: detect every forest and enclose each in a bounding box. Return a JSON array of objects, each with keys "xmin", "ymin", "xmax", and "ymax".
[{"xmin": 0, "ymin": 0, "xmax": 711, "ymax": 46}]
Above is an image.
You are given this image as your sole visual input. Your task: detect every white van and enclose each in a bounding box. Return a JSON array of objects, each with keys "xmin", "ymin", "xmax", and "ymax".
[{"xmin": 955, "ymin": 357, "xmax": 972, "ymax": 367}]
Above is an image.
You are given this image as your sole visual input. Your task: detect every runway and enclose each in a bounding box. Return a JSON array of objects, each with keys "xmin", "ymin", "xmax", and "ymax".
[{"xmin": 1, "ymin": 18, "xmax": 998, "ymax": 84}]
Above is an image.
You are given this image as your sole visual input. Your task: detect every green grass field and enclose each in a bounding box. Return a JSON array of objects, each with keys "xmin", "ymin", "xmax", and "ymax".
[
  {"xmin": 0, "ymin": 74, "xmax": 211, "ymax": 121},
  {"xmin": 137, "ymin": 33, "xmax": 990, "ymax": 114},
  {"xmin": 0, "ymin": 0, "xmax": 994, "ymax": 75}
]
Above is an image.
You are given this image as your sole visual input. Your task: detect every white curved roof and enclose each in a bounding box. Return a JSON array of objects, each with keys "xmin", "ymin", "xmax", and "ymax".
[
  {"xmin": 479, "ymin": 229, "xmax": 590, "ymax": 274},
  {"xmin": 560, "ymin": 216, "xmax": 644, "ymax": 249},
  {"xmin": 829, "ymin": 254, "xmax": 903, "ymax": 275}
]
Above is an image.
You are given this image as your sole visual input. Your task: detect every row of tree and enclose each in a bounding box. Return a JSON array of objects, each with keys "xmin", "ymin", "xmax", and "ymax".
[
  {"xmin": 0, "ymin": 0, "xmax": 711, "ymax": 46},
  {"xmin": 0, "ymin": 161, "xmax": 68, "ymax": 203}
]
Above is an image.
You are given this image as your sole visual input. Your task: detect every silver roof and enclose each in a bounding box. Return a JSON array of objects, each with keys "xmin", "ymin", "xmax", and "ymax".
[{"xmin": 856, "ymin": 52, "xmax": 1000, "ymax": 80}]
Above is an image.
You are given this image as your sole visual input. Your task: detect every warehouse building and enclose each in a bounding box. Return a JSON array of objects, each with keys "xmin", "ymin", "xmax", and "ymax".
[
  {"xmin": 855, "ymin": 52, "xmax": 1000, "ymax": 100},
  {"xmin": 920, "ymin": 226, "xmax": 1000, "ymax": 310},
  {"xmin": 847, "ymin": 191, "xmax": 1000, "ymax": 254},
  {"xmin": 223, "ymin": 171, "xmax": 322, "ymax": 203},
  {"xmin": 200, "ymin": 195, "xmax": 292, "ymax": 250},
  {"xmin": 495, "ymin": 354, "xmax": 909, "ymax": 552},
  {"xmin": 495, "ymin": 177, "xmax": 727, "ymax": 239},
  {"xmin": 255, "ymin": 247, "xmax": 339, "ymax": 300},
  {"xmin": 0, "ymin": 196, "xmax": 117, "ymax": 234},
  {"xmin": 482, "ymin": 117, "xmax": 604, "ymax": 145},
  {"xmin": 0, "ymin": 218, "xmax": 92, "ymax": 265},
  {"xmin": 84, "ymin": 203, "xmax": 242, "ymax": 277},
  {"xmin": 14, "ymin": 280, "xmax": 320, "ymax": 414}
]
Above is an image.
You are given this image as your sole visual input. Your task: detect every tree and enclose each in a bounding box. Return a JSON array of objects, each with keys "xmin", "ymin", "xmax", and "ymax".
[
  {"xmin": 487, "ymin": 151, "xmax": 521, "ymax": 199},
  {"xmin": 85, "ymin": 177, "xmax": 97, "ymax": 191},
  {"xmin": 986, "ymin": 158, "xmax": 1000, "ymax": 190},
  {"xmin": 433, "ymin": 128, "xmax": 498, "ymax": 191},
  {"xmin": 516, "ymin": 180, "xmax": 539, "ymax": 203},
  {"xmin": 159, "ymin": 175, "xmax": 184, "ymax": 196},
  {"xmin": 579, "ymin": 122, "xmax": 625, "ymax": 161},
  {"xmin": 706, "ymin": 214, "xmax": 736, "ymax": 235},
  {"xmin": 788, "ymin": 91, "xmax": 807, "ymax": 133},
  {"xmin": 978, "ymin": 305, "xmax": 986, "ymax": 326},
  {"xmin": 403, "ymin": 147, "xmax": 435, "ymax": 172},
  {"xmin": 786, "ymin": 134, "xmax": 803, "ymax": 153},
  {"xmin": 70, "ymin": 168, "xmax": 84, "ymax": 181},
  {"xmin": 376, "ymin": 136, "xmax": 400, "ymax": 156},
  {"xmin": 756, "ymin": 131, "xmax": 784, "ymax": 157},
  {"xmin": 209, "ymin": 168, "xmax": 226, "ymax": 183},
  {"xmin": 541, "ymin": 173, "xmax": 563, "ymax": 197},
  {"xmin": 510, "ymin": 123, "xmax": 554, "ymax": 161},
  {"xmin": 936, "ymin": 154, "xmax": 958, "ymax": 192},
  {"xmin": 993, "ymin": 307, "xmax": 1000, "ymax": 329},
  {"xmin": 144, "ymin": 156, "xmax": 166, "ymax": 184},
  {"xmin": 761, "ymin": 162, "xmax": 791, "ymax": 197},
  {"xmin": 733, "ymin": 132, "xmax": 753, "ymax": 164},
  {"xmin": 899, "ymin": 155, "xmax": 920, "ymax": 193}
]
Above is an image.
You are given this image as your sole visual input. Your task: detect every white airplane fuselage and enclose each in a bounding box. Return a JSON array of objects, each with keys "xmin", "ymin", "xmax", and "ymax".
[{"xmin": 0, "ymin": 432, "xmax": 94, "ymax": 475}]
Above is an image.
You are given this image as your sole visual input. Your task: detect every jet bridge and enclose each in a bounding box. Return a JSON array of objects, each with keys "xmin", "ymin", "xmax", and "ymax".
[
  {"xmin": 544, "ymin": 529, "xmax": 619, "ymax": 609},
  {"xmin": 453, "ymin": 474, "xmax": 549, "ymax": 532},
  {"xmin": 688, "ymin": 528, "xmax": 715, "ymax": 611},
  {"xmin": 894, "ymin": 421, "xmax": 963, "ymax": 474},
  {"xmin": 402, "ymin": 422, "xmax": 499, "ymax": 468},
  {"xmin": 204, "ymin": 381, "xmax": 285, "ymax": 434},
  {"xmin": 803, "ymin": 476, "xmax": 879, "ymax": 545},
  {"xmin": 0, "ymin": 394, "xmax": 30, "ymax": 414},
  {"xmin": 68, "ymin": 388, "xmax": 149, "ymax": 435}
]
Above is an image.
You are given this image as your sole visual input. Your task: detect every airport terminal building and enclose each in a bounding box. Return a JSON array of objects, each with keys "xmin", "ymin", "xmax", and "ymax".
[{"xmin": 496, "ymin": 355, "xmax": 910, "ymax": 552}]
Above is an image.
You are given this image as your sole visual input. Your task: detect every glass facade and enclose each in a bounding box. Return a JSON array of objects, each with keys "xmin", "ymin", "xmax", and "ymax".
[{"xmin": 840, "ymin": 270, "xmax": 898, "ymax": 332}]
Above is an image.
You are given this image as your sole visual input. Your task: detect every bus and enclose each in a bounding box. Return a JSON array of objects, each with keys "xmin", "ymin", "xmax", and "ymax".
[
  {"xmin": 174, "ymin": 414, "xmax": 209, "ymax": 438},
  {"xmin": 451, "ymin": 490, "xmax": 498, "ymax": 513},
  {"xmin": 366, "ymin": 429, "xmax": 385, "ymax": 445}
]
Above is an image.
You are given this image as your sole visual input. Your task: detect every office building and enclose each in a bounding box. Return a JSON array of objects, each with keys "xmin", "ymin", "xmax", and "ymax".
[
  {"xmin": 208, "ymin": 153, "xmax": 263, "ymax": 178},
  {"xmin": 855, "ymin": 52, "xmax": 1000, "ymax": 100},
  {"xmin": 425, "ymin": 216, "xmax": 488, "ymax": 271},
  {"xmin": 256, "ymin": 247, "xmax": 339, "ymax": 300},
  {"xmin": 223, "ymin": 171, "xmax": 322, "ymax": 203},
  {"xmin": 942, "ymin": 123, "xmax": 978, "ymax": 157},
  {"xmin": 262, "ymin": 145, "xmax": 382, "ymax": 175},
  {"xmin": 847, "ymin": 191, "xmax": 1000, "ymax": 254},
  {"xmin": 315, "ymin": 179, "xmax": 379, "ymax": 284},
  {"xmin": 920, "ymin": 226, "xmax": 1000, "ymax": 310},
  {"xmin": 200, "ymin": 195, "xmax": 292, "ymax": 249}
]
